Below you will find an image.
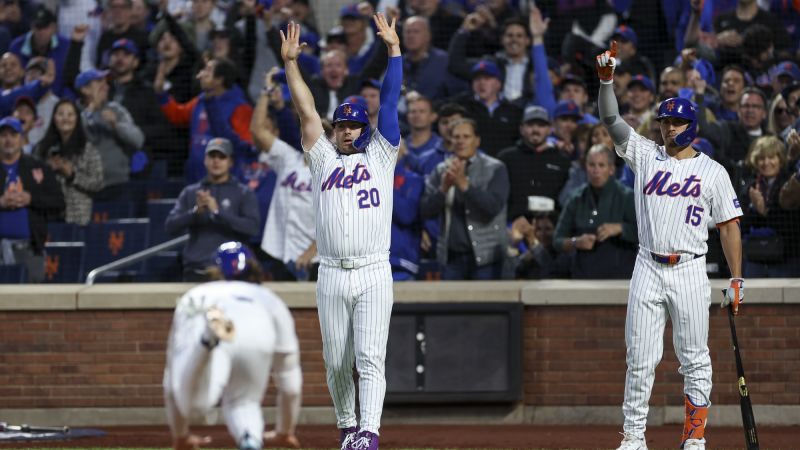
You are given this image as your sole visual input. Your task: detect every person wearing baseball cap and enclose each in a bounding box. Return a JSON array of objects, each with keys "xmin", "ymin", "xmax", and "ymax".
[
  {"xmin": 625, "ymin": 75, "xmax": 656, "ymax": 131},
  {"xmin": 75, "ymin": 66, "xmax": 145, "ymax": 199},
  {"xmin": 558, "ymin": 74, "xmax": 599, "ymax": 125},
  {"xmin": 609, "ymin": 24, "xmax": 655, "ymax": 86},
  {"xmin": 769, "ymin": 61, "xmax": 800, "ymax": 97},
  {"xmin": 107, "ymin": 38, "xmax": 170, "ymax": 172},
  {"xmin": 93, "ymin": 0, "xmax": 149, "ymax": 68},
  {"xmin": 452, "ymin": 59, "xmax": 523, "ymax": 156},
  {"xmin": 11, "ymin": 96, "xmax": 37, "ymax": 154},
  {"xmin": 0, "ymin": 115, "xmax": 64, "ymax": 282},
  {"xmin": 165, "ymin": 136, "xmax": 260, "ymax": 282},
  {"xmin": 339, "ymin": 3, "xmax": 379, "ymax": 74},
  {"xmin": 498, "ymin": 105, "xmax": 571, "ymax": 220},
  {"xmin": 7, "ymin": 7, "xmax": 70, "ymax": 96},
  {"xmin": 359, "ymin": 78, "xmax": 380, "ymax": 127},
  {"xmin": 22, "ymin": 56, "xmax": 58, "ymax": 149},
  {"xmin": 552, "ymin": 99, "xmax": 586, "ymax": 158}
]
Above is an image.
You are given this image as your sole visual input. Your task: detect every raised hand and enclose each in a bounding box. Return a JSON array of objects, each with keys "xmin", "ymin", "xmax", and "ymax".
[
  {"xmin": 374, "ymin": 12, "xmax": 399, "ymax": 50},
  {"xmin": 528, "ymin": 5, "xmax": 549, "ymax": 40},
  {"xmin": 280, "ymin": 22, "xmax": 306, "ymax": 62},
  {"xmin": 596, "ymin": 40, "xmax": 617, "ymax": 82},
  {"xmin": 71, "ymin": 24, "xmax": 89, "ymax": 42}
]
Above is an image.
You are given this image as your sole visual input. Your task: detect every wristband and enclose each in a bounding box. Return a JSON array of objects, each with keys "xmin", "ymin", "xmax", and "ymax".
[{"xmin": 571, "ymin": 237, "xmax": 577, "ymax": 248}]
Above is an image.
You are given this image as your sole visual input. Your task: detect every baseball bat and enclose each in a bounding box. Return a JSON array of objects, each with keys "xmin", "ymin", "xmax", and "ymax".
[
  {"xmin": 727, "ymin": 302, "xmax": 759, "ymax": 450},
  {"xmin": 0, "ymin": 422, "xmax": 70, "ymax": 434}
]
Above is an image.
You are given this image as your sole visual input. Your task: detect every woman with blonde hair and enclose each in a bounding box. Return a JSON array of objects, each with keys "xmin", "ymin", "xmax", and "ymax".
[
  {"xmin": 740, "ymin": 135, "xmax": 800, "ymax": 277},
  {"xmin": 766, "ymin": 94, "xmax": 794, "ymax": 135}
]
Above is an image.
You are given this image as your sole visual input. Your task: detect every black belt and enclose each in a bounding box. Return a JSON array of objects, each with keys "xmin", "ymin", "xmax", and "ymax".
[{"xmin": 650, "ymin": 252, "xmax": 703, "ymax": 265}]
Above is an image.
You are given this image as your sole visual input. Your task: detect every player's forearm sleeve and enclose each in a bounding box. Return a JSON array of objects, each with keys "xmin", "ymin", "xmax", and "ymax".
[
  {"xmin": 598, "ymin": 82, "xmax": 631, "ymax": 148},
  {"xmin": 272, "ymin": 352, "xmax": 302, "ymax": 435},
  {"xmin": 377, "ymin": 56, "xmax": 402, "ymax": 146}
]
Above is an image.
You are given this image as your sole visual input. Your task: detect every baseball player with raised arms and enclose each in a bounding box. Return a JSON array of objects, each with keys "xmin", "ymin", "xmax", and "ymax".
[
  {"xmin": 163, "ymin": 242, "xmax": 302, "ymax": 450},
  {"xmin": 280, "ymin": 13, "xmax": 401, "ymax": 450},
  {"xmin": 597, "ymin": 42, "xmax": 745, "ymax": 450}
]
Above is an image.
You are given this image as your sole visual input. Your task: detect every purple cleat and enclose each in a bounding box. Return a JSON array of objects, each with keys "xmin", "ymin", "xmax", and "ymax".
[
  {"xmin": 349, "ymin": 430, "xmax": 379, "ymax": 450},
  {"xmin": 339, "ymin": 426, "xmax": 359, "ymax": 450}
]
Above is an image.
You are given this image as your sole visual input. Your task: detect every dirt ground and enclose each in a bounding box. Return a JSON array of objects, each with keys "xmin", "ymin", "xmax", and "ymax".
[{"xmin": 0, "ymin": 424, "xmax": 798, "ymax": 449}]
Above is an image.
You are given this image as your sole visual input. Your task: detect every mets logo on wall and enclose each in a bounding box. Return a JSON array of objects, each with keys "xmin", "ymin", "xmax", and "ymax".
[{"xmin": 108, "ymin": 231, "xmax": 125, "ymax": 256}]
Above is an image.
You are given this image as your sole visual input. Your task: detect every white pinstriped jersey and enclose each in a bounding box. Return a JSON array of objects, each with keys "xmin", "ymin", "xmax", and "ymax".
[
  {"xmin": 259, "ymin": 139, "xmax": 315, "ymax": 263},
  {"xmin": 306, "ymin": 131, "xmax": 399, "ymax": 258},
  {"xmin": 618, "ymin": 131, "xmax": 743, "ymax": 256}
]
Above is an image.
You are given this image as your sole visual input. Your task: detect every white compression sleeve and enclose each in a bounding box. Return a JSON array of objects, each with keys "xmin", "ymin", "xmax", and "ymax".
[{"xmin": 272, "ymin": 352, "xmax": 302, "ymax": 435}]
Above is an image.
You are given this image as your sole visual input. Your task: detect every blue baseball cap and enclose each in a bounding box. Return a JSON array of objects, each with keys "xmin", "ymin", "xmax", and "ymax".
[
  {"xmin": 75, "ymin": 69, "xmax": 109, "ymax": 89},
  {"xmin": 692, "ymin": 58, "xmax": 716, "ymax": 86},
  {"xmin": 554, "ymin": 100, "xmax": 582, "ymax": 119},
  {"xmin": 111, "ymin": 38, "xmax": 139, "ymax": 56},
  {"xmin": 471, "ymin": 59, "xmax": 502, "ymax": 81},
  {"xmin": 692, "ymin": 137, "xmax": 714, "ymax": 157},
  {"xmin": 770, "ymin": 61, "xmax": 800, "ymax": 83},
  {"xmin": 612, "ymin": 24, "xmax": 637, "ymax": 47},
  {"xmin": 361, "ymin": 78, "xmax": 380, "ymax": 91},
  {"xmin": 627, "ymin": 74, "xmax": 655, "ymax": 93},
  {"xmin": 340, "ymin": 4, "xmax": 362, "ymax": 19},
  {"xmin": 560, "ymin": 73, "xmax": 587, "ymax": 91},
  {"xmin": 343, "ymin": 95, "xmax": 368, "ymax": 109},
  {"xmin": 0, "ymin": 117, "xmax": 23, "ymax": 134}
]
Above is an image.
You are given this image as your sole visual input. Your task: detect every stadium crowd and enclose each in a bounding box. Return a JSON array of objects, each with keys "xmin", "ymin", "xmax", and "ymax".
[{"xmin": 0, "ymin": 0, "xmax": 799, "ymax": 282}]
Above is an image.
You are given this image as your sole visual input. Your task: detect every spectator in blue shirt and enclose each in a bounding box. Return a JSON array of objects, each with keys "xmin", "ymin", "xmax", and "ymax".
[
  {"xmin": 9, "ymin": 7, "xmax": 71, "ymax": 96},
  {"xmin": 402, "ymin": 15, "xmax": 453, "ymax": 100},
  {"xmin": 391, "ymin": 140, "xmax": 424, "ymax": 281},
  {"xmin": 405, "ymin": 93, "xmax": 442, "ymax": 158}
]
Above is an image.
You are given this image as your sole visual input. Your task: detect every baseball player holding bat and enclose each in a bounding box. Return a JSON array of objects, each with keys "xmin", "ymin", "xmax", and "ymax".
[
  {"xmin": 597, "ymin": 41, "xmax": 745, "ymax": 450},
  {"xmin": 280, "ymin": 12, "xmax": 402, "ymax": 450},
  {"xmin": 163, "ymin": 242, "xmax": 302, "ymax": 450}
]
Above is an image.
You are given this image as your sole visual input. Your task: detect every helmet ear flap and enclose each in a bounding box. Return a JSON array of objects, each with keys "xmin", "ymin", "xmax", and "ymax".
[
  {"xmin": 353, "ymin": 126, "xmax": 371, "ymax": 151},
  {"xmin": 673, "ymin": 120, "xmax": 697, "ymax": 147}
]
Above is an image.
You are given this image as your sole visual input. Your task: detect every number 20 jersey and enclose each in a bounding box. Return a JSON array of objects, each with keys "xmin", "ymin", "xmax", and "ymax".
[
  {"xmin": 619, "ymin": 131, "xmax": 743, "ymax": 256},
  {"xmin": 306, "ymin": 132, "xmax": 398, "ymax": 259}
]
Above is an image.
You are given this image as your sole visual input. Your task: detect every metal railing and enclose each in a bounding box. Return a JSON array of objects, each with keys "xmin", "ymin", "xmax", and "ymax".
[{"xmin": 85, "ymin": 234, "xmax": 189, "ymax": 285}]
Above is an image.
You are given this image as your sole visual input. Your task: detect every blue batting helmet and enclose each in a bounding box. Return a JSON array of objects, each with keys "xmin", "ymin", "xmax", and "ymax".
[
  {"xmin": 215, "ymin": 241, "xmax": 255, "ymax": 280},
  {"xmin": 656, "ymin": 97, "xmax": 697, "ymax": 147},
  {"xmin": 332, "ymin": 101, "xmax": 371, "ymax": 151}
]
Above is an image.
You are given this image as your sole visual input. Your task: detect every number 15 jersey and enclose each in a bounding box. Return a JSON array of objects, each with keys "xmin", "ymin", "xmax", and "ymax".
[
  {"xmin": 306, "ymin": 131, "xmax": 399, "ymax": 259},
  {"xmin": 618, "ymin": 131, "xmax": 743, "ymax": 256}
]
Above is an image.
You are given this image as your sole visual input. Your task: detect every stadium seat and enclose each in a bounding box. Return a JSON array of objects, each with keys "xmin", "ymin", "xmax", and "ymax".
[
  {"xmin": 0, "ymin": 264, "xmax": 27, "ymax": 283},
  {"xmin": 144, "ymin": 179, "xmax": 185, "ymax": 201},
  {"xmin": 146, "ymin": 199, "xmax": 177, "ymax": 245},
  {"xmin": 47, "ymin": 222, "xmax": 85, "ymax": 242},
  {"xmin": 84, "ymin": 219, "xmax": 150, "ymax": 281},
  {"xmin": 417, "ymin": 259, "xmax": 442, "ymax": 281},
  {"xmin": 140, "ymin": 250, "xmax": 182, "ymax": 282},
  {"xmin": 149, "ymin": 160, "xmax": 168, "ymax": 180},
  {"xmin": 91, "ymin": 201, "xmax": 135, "ymax": 224},
  {"xmin": 44, "ymin": 242, "xmax": 86, "ymax": 283}
]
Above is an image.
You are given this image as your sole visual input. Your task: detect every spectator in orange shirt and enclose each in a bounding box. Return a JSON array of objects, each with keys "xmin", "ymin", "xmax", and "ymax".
[{"xmin": 156, "ymin": 57, "xmax": 253, "ymax": 183}]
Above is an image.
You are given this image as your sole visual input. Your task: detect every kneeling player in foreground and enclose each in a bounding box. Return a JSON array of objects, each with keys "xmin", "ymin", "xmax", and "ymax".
[{"xmin": 163, "ymin": 242, "xmax": 302, "ymax": 450}]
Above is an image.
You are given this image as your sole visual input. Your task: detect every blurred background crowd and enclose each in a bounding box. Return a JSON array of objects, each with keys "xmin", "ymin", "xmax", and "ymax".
[{"xmin": 0, "ymin": 0, "xmax": 799, "ymax": 283}]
